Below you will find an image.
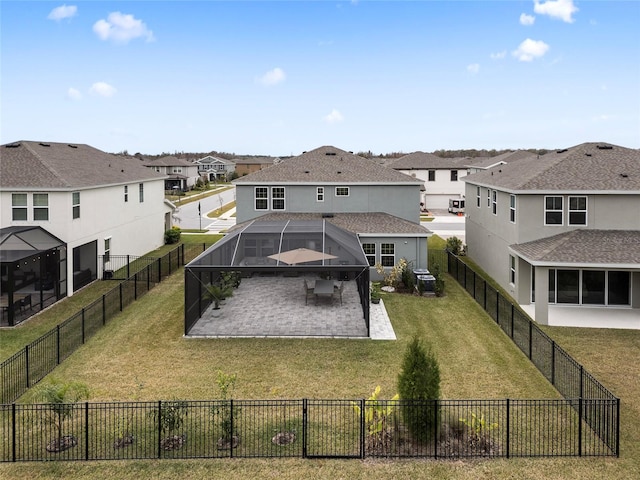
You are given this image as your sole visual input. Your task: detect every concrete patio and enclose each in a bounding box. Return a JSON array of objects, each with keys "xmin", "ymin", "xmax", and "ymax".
[{"xmin": 186, "ymin": 275, "xmax": 396, "ymax": 340}]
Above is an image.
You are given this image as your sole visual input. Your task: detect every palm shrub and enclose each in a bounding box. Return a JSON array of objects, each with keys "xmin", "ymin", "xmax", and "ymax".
[{"xmin": 397, "ymin": 336, "xmax": 441, "ymax": 443}]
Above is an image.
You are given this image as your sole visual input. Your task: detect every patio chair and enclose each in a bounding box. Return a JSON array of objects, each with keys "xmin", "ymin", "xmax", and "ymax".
[
  {"xmin": 20, "ymin": 294, "xmax": 32, "ymax": 312},
  {"xmin": 333, "ymin": 281, "xmax": 344, "ymax": 305},
  {"xmin": 303, "ymin": 279, "xmax": 315, "ymax": 305}
]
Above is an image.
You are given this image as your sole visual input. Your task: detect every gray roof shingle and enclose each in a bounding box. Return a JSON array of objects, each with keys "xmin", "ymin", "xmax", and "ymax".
[
  {"xmin": 1, "ymin": 141, "xmax": 166, "ymax": 189},
  {"xmin": 511, "ymin": 230, "xmax": 640, "ymax": 266},
  {"xmin": 464, "ymin": 143, "xmax": 640, "ymax": 192},
  {"xmin": 143, "ymin": 156, "xmax": 194, "ymax": 167},
  {"xmin": 234, "ymin": 146, "xmax": 421, "ymax": 184}
]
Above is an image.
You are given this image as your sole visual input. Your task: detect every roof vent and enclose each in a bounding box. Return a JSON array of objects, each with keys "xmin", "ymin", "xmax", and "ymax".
[
  {"xmin": 337, "ymin": 171, "xmax": 342, "ymax": 174},
  {"xmin": 39, "ymin": 143, "xmax": 50, "ymax": 147},
  {"xmin": 620, "ymin": 173, "xmax": 629, "ymax": 178},
  {"xmin": 325, "ymin": 152, "xmax": 337, "ymax": 156},
  {"xmin": 585, "ymin": 153, "xmax": 592, "ymax": 157},
  {"xmin": 556, "ymin": 149, "xmax": 568, "ymax": 153},
  {"xmin": 304, "ymin": 170, "xmax": 310, "ymax": 174},
  {"xmin": 121, "ymin": 169, "xmax": 124, "ymax": 172},
  {"xmin": 322, "ymin": 213, "xmax": 334, "ymax": 218},
  {"xmin": 597, "ymin": 145, "xmax": 613, "ymax": 150},
  {"xmin": 68, "ymin": 144, "xmax": 78, "ymax": 149},
  {"xmin": 5, "ymin": 143, "xmax": 20, "ymax": 148}
]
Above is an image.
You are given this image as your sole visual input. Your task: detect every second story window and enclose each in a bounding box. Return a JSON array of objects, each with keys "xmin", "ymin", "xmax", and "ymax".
[
  {"xmin": 428, "ymin": 170, "xmax": 435, "ymax": 182},
  {"xmin": 450, "ymin": 170, "xmax": 458, "ymax": 181},
  {"xmin": 317, "ymin": 187, "xmax": 324, "ymax": 202},
  {"xmin": 545, "ymin": 196, "xmax": 563, "ymax": 225},
  {"xmin": 124, "ymin": 185, "xmax": 129, "ymax": 203},
  {"xmin": 172, "ymin": 167, "xmax": 183, "ymax": 173},
  {"xmin": 272, "ymin": 187, "xmax": 285, "ymax": 210},
  {"xmin": 72, "ymin": 192, "xmax": 80, "ymax": 219},
  {"xmin": 362, "ymin": 243, "xmax": 376, "ymax": 266},
  {"xmin": 336, "ymin": 187, "xmax": 349, "ymax": 197},
  {"xmin": 104, "ymin": 237, "xmax": 111, "ymax": 263},
  {"xmin": 12, "ymin": 193, "xmax": 27, "ymax": 221},
  {"xmin": 509, "ymin": 195, "xmax": 516, "ymax": 223},
  {"xmin": 476, "ymin": 186, "xmax": 481, "ymax": 207},
  {"xmin": 139, "ymin": 183, "xmax": 144, "ymax": 203},
  {"xmin": 569, "ymin": 196, "xmax": 587, "ymax": 225},
  {"xmin": 487, "ymin": 189, "xmax": 491, "ymax": 208},
  {"xmin": 33, "ymin": 193, "xmax": 49, "ymax": 221},
  {"xmin": 255, "ymin": 187, "xmax": 268, "ymax": 210},
  {"xmin": 491, "ymin": 190, "xmax": 497, "ymax": 215}
]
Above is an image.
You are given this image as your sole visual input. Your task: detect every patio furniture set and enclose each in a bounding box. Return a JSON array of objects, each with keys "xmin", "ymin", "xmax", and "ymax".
[{"xmin": 303, "ymin": 278, "xmax": 344, "ymax": 305}]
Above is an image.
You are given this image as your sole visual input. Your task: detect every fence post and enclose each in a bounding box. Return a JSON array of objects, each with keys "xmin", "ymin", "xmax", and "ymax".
[
  {"xmin": 126, "ymin": 255, "xmax": 130, "ymax": 279},
  {"xmin": 158, "ymin": 258, "xmax": 162, "ymax": 282},
  {"xmin": 134, "ymin": 273, "xmax": 138, "ymax": 300},
  {"xmin": 230, "ymin": 399, "xmax": 234, "ymax": 459},
  {"xmin": 85, "ymin": 402, "xmax": 89, "ymax": 460},
  {"xmin": 25, "ymin": 345, "xmax": 30, "ymax": 388},
  {"xmin": 434, "ymin": 399, "xmax": 439, "ymax": 459},
  {"xmin": 119, "ymin": 283, "xmax": 123, "ymax": 312},
  {"xmin": 56, "ymin": 325, "xmax": 61, "ymax": 365},
  {"xmin": 359, "ymin": 399, "xmax": 365, "ymax": 459},
  {"xmin": 102, "ymin": 294, "xmax": 106, "ymax": 326},
  {"xmin": 157, "ymin": 400, "xmax": 162, "ymax": 459},
  {"xmin": 496, "ymin": 290, "xmax": 499, "ymax": 323},
  {"xmin": 616, "ymin": 398, "xmax": 620, "ymax": 457},
  {"xmin": 528, "ymin": 321, "xmax": 533, "ymax": 360},
  {"xmin": 169, "ymin": 250, "xmax": 173, "ymax": 275},
  {"xmin": 551, "ymin": 341, "xmax": 556, "ymax": 386},
  {"xmin": 82, "ymin": 308, "xmax": 86, "ymax": 344},
  {"xmin": 302, "ymin": 399, "xmax": 308, "ymax": 459},
  {"xmin": 578, "ymin": 397, "xmax": 583, "ymax": 457},
  {"xmin": 580, "ymin": 365, "xmax": 584, "ymax": 399},
  {"xmin": 510, "ymin": 304, "xmax": 514, "ymax": 338},
  {"xmin": 505, "ymin": 399, "xmax": 510, "ymax": 459},
  {"xmin": 12, "ymin": 403, "xmax": 16, "ymax": 462},
  {"xmin": 147, "ymin": 264, "xmax": 151, "ymax": 291}
]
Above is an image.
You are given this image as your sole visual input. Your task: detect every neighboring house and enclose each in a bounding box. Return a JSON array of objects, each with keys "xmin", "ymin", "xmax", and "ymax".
[
  {"xmin": 0, "ymin": 141, "xmax": 172, "ymax": 320},
  {"xmin": 465, "ymin": 150, "xmax": 535, "ymax": 174},
  {"xmin": 386, "ymin": 152, "xmax": 470, "ymax": 210},
  {"xmin": 463, "ymin": 142, "xmax": 640, "ymax": 328},
  {"xmin": 232, "ymin": 156, "xmax": 279, "ymax": 176},
  {"xmin": 194, "ymin": 156, "xmax": 235, "ymax": 181},
  {"xmin": 143, "ymin": 156, "xmax": 200, "ymax": 191},
  {"xmin": 233, "ymin": 145, "xmax": 431, "ymax": 276}
]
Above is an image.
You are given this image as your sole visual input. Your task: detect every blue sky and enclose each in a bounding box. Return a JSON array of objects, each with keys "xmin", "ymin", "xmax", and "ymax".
[{"xmin": 2, "ymin": 1, "xmax": 638, "ymax": 155}]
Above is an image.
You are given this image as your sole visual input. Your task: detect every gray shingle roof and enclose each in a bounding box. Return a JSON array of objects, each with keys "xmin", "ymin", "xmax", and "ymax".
[
  {"xmin": 234, "ymin": 146, "xmax": 421, "ymax": 184},
  {"xmin": 511, "ymin": 230, "xmax": 640, "ymax": 266},
  {"xmin": 1, "ymin": 141, "xmax": 166, "ymax": 189},
  {"xmin": 231, "ymin": 212, "xmax": 431, "ymax": 236},
  {"xmin": 465, "ymin": 150, "xmax": 536, "ymax": 169},
  {"xmin": 143, "ymin": 155, "xmax": 194, "ymax": 167},
  {"xmin": 387, "ymin": 152, "xmax": 469, "ymax": 170},
  {"xmin": 464, "ymin": 143, "xmax": 640, "ymax": 192}
]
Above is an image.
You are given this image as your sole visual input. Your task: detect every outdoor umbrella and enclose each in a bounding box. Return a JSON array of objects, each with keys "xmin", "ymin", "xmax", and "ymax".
[{"xmin": 268, "ymin": 248, "xmax": 338, "ymax": 265}]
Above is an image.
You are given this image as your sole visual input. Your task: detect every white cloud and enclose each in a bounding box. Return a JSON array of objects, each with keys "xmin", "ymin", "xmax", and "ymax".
[
  {"xmin": 533, "ymin": 0, "xmax": 578, "ymax": 23},
  {"xmin": 89, "ymin": 82, "xmax": 117, "ymax": 97},
  {"xmin": 93, "ymin": 12, "xmax": 155, "ymax": 44},
  {"xmin": 520, "ymin": 13, "xmax": 535, "ymax": 26},
  {"xmin": 323, "ymin": 109, "xmax": 344, "ymax": 124},
  {"xmin": 257, "ymin": 67, "xmax": 286, "ymax": 86},
  {"xmin": 48, "ymin": 4, "xmax": 77, "ymax": 21},
  {"xmin": 490, "ymin": 51, "xmax": 507, "ymax": 60},
  {"xmin": 467, "ymin": 63, "xmax": 480, "ymax": 74},
  {"xmin": 67, "ymin": 87, "xmax": 82, "ymax": 100},
  {"xmin": 512, "ymin": 38, "xmax": 550, "ymax": 62}
]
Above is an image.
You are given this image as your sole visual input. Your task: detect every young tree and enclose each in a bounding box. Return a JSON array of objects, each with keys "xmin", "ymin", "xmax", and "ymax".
[{"xmin": 397, "ymin": 337, "xmax": 441, "ymax": 442}]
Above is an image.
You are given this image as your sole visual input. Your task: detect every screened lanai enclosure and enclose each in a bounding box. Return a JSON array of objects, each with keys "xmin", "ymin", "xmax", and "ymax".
[
  {"xmin": 0, "ymin": 226, "xmax": 67, "ymax": 326},
  {"xmin": 184, "ymin": 220, "xmax": 371, "ymax": 337}
]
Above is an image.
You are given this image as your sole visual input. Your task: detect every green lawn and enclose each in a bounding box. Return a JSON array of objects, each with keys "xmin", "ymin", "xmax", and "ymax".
[{"xmin": 1, "ymin": 238, "xmax": 639, "ymax": 479}]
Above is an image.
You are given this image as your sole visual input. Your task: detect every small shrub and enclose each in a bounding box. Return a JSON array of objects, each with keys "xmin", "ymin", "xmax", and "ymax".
[
  {"xmin": 164, "ymin": 226, "xmax": 181, "ymax": 244},
  {"xmin": 446, "ymin": 236, "xmax": 464, "ymax": 256},
  {"xmin": 352, "ymin": 386, "xmax": 399, "ymax": 454},
  {"xmin": 397, "ymin": 337, "xmax": 441, "ymax": 442},
  {"xmin": 431, "ymin": 264, "xmax": 445, "ymax": 297}
]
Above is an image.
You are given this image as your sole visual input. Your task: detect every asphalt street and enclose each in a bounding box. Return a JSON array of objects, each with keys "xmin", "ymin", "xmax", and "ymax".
[{"xmin": 172, "ymin": 187, "xmax": 236, "ymax": 231}]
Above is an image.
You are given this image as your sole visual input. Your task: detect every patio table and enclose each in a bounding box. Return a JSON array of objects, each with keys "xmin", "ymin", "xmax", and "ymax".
[{"xmin": 313, "ymin": 280, "xmax": 335, "ymax": 304}]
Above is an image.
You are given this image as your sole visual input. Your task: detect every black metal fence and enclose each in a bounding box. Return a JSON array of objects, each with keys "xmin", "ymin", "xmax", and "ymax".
[
  {"xmin": 100, "ymin": 255, "xmax": 158, "ymax": 280},
  {"xmin": 0, "ymin": 244, "xmax": 215, "ymax": 405},
  {"xmin": 0, "ymin": 397, "xmax": 618, "ymax": 462},
  {"xmin": 447, "ymin": 252, "xmax": 620, "ymax": 457}
]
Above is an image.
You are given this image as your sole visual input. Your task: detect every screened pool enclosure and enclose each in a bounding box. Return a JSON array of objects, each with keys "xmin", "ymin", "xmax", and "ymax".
[{"xmin": 184, "ymin": 220, "xmax": 371, "ymax": 336}]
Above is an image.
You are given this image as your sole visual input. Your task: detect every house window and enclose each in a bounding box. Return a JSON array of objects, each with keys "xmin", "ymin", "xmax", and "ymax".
[
  {"xmin": 72, "ymin": 192, "xmax": 80, "ymax": 219},
  {"xmin": 509, "ymin": 255, "xmax": 516, "ymax": 284},
  {"xmin": 336, "ymin": 187, "xmax": 349, "ymax": 197},
  {"xmin": 568, "ymin": 196, "xmax": 587, "ymax": 225},
  {"xmin": 33, "ymin": 193, "xmax": 49, "ymax": 221},
  {"xmin": 271, "ymin": 187, "xmax": 285, "ymax": 210},
  {"xmin": 428, "ymin": 170, "xmax": 435, "ymax": 182},
  {"xmin": 104, "ymin": 237, "xmax": 111, "ymax": 263},
  {"xmin": 491, "ymin": 190, "xmax": 497, "ymax": 215},
  {"xmin": 487, "ymin": 189, "xmax": 491, "ymax": 207},
  {"xmin": 255, "ymin": 187, "xmax": 268, "ymax": 210},
  {"xmin": 317, "ymin": 187, "xmax": 324, "ymax": 202},
  {"xmin": 450, "ymin": 170, "xmax": 458, "ymax": 181},
  {"xmin": 139, "ymin": 183, "xmax": 144, "ymax": 203},
  {"xmin": 172, "ymin": 167, "xmax": 182, "ymax": 173},
  {"xmin": 509, "ymin": 195, "xmax": 516, "ymax": 223},
  {"xmin": 12, "ymin": 193, "xmax": 27, "ymax": 221},
  {"xmin": 124, "ymin": 185, "xmax": 129, "ymax": 203},
  {"xmin": 362, "ymin": 243, "xmax": 376, "ymax": 266},
  {"xmin": 476, "ymin": 186, "xmax": 481, "ymax": 208},
  {"xmin": 380, "ymin": 243, "xmax": 395, "ymax": 267},
  {"xmin": 545, "ymin": 196, "xmax": 563, "ymax": 225}
]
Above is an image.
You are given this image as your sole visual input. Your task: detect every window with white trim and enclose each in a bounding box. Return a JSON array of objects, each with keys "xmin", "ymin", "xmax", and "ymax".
[
  {"xmin": 509, "ymin": 195, "xmax": 516, "ymax": 223},
  {"xmin": 316, "ymin": 187, "xmax": 324, "ymax": 202},
  {"xmin": 12, "ymin": 193, "xmax": 27, "ymax": 221},
  {"xmin": 491, "ymin": 190, "xmax": 497, "ymax": 215},
  {"xmin": 487, "ymin": 189, "xmax": 491, "ymax": 207},
  {"xmin": 509, "ymin": 255, "xmax": 516, "ymax": 284},
  {"xmin": 428, "ymin": 170, "xmax": 435, "ymax": 182},
  {"xmin": 104, "ymin": 237, "xmax": 111, "ymax": 263},
  {"xmin": 172, "ymin": 167, "xmax": 183, "ymax": 173},
  {"xmin": 568, "ymin": 196, "xmax": 587, "ymax": 225},
  {"xmin": 124, "ymin": 185, "xmax": 129, "ymax": 203},
  {"xmin": 271, "ymin": 187, "xmax": 285, "ymax": 210},
  {"xmin": 362, "ymin": 243, "xmax": 376, "ymax": 266},
  {"xmin": 380, "ymin": 243, "xmax": 395, "ymax": 267},
  {"xmin": 450, "ymin": 170, "xmax": 458, "ymax": 181},
  {"xmin": 139, "ymin": 183, "xmax": 144, "ymax": 203},
  {"xmin": 33, "ymin": 193, "xmax": 49, "ymax": 221},
  {"xmin": 72, "ymin": 192, "xmax": 80, "ymax": 219},
  {"xmin": 336, "ymin": 187, "xmax": 349, "ymax": 197},
  {"xmin": 476, "ymin": 186, "xmax": 481, "ymax": 207},
  {"xmin": 255, "ymin": 187, "xmax": 268, "ymax": 210},
  {"xmin": 545, "ymin": 196, "xmax": 563, "ymax": 225}
]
